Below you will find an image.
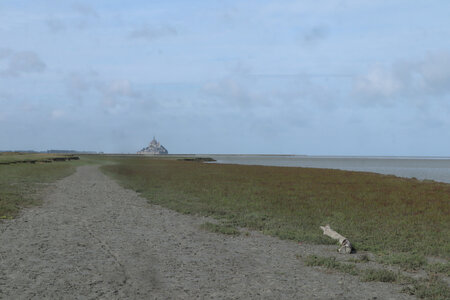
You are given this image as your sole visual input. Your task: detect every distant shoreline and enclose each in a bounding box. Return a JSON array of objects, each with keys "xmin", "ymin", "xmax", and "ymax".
[{"xmin": 115, "ymin": 153, "xmax": 450, "ymax": 159}]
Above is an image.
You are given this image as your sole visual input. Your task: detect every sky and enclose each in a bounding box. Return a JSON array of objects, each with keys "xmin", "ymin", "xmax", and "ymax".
[{"xmin": 1, "ymin": 0, "xmax": 450, "ymax": 155}]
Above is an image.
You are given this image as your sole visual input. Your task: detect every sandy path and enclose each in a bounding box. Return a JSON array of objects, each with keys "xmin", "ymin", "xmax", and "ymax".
[{"xmin": 0, "ymin": 166, "xmax": 412, "ymax": 299}]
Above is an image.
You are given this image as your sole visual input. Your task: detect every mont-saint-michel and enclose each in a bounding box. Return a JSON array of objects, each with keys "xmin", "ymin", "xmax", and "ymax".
[{"xmin": 137, "ymin": 137, "xmax": 168, "ymax": 155}]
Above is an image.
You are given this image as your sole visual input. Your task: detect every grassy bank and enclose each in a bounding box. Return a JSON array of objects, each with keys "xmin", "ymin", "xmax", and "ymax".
[
  {"xmin": 102, "ymin": 157, "xmax": 449, "ymax": 258},
  {"xmin": 0, "ymin": 156, "xmax": 81, "ymax": 219},
  {"xmin": 305, "ymin": 255, "xmax": 449, "ymax": 299},
  {"xmin": 0, "ymin": 152, "xmax": 79, "ymax": 165}
]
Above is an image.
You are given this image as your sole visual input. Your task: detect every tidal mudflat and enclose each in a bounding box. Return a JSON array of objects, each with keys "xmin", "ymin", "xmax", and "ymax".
[{"xmin": 208, "ymin": 155, "xmax": 450, "ymax": 183}]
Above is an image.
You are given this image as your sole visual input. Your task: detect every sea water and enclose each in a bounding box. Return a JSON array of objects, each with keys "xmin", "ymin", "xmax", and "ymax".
[{"xmin": 207, "ymin": 155, "xmax": 450, "ymax": 184}]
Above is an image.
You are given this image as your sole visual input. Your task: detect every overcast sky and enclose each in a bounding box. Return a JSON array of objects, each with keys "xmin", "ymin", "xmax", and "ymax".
[{"xmin": 1, "ymin": 0, "xmax": 449, "ymax": 155}]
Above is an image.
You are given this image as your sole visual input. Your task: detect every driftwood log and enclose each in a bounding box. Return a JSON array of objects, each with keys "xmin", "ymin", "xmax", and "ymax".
[{"xmin": 320, "ymin": 225, "xmax": 353, "ymax": 254}]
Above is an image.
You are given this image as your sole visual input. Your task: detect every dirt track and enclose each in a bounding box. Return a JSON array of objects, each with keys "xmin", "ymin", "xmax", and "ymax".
[{"xmin": 0, "ymin": 166, "xmax": 412, "ymax": 299}]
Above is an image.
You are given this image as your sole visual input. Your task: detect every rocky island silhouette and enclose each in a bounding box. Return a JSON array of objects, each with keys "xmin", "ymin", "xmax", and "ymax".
[{"xmin": 137, "ymin": 137, "xmax": 168, "ymax": 155}]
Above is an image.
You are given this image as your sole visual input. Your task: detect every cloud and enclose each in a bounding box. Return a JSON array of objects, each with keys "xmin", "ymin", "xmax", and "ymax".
[
  {"xmin": 418, "ymin": 52, "xmax": 450, "ymax": 94},
  {"xmin": 44, "ymin": 3, "xmax": 99, "ymax": 33},
  {"xmin": 301, "ymin": 25, "xmax": 329, "ymax": 44},
  {"xmin": 45, "ymin": 17, "xmax": 67, "ymax": 33},
  {"xmin": 0, "ymin": 49, "xmax": 46, "ymax": 77},
  {"xmin": 128, "ymin": 25, "xmax": 177, "ymax": 41},
  {"xmin": 54, "ymin": 3, "xmax": 100, "ymax": 30},
  {"xmin": 51, "ymin": 109, "xmax": 66, "ymax": 119},
  {"xmin": 65, "ymin": 71, "xmax": 98, "ymax": 100},
  {"xmin": 101, "ymin": 80, "xmax": 139, "ymax": 98},
  {"xmin": 72, "ymin": 3, "xmax": 99, "ymax": 18},
  {"xmin": 201, "ymin": 65, "xmax": 337, "ymax": 113},
  {"xmin": 201, "ymin": 62, "xmax": 260, "ymax": 107},
  {"xmin": 0, "ymin": 92, "xmax": 11, "ymax": 101},
  {"xmin": 353, "ymin": 51, "xmax": 450, "ymax": 101},
  {"xmin": 0, "ymin": 48, "xmax": 12, "ymax": 59},
  {"xmin": 353, "ymin": 65, "xmax": 403, "ymax": 99},
  {"xmin": 65, "ymin": 71, "xmax": 142, "ymax": 112},
  {"xmin": 99, "ymin": 80, "xmax": 141, "ymax": 110},
  {"xmin": 230, "ymin": 61, "xmax": 252, "ymax": 75},
  {"xmin": 202, "ymin": 78, "xmax": 260, "ymax": 107}
]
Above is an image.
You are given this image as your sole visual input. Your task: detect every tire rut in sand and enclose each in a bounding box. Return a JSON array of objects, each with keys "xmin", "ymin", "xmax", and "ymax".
[{"xmin": 81, "ymin": 219, "xmax": 129, "ymax": 286}]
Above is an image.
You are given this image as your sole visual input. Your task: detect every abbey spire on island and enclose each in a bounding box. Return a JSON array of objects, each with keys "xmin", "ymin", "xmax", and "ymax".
[{"xmin": 137, "ymin": 137, "xmax": 168, "ymax": 155}]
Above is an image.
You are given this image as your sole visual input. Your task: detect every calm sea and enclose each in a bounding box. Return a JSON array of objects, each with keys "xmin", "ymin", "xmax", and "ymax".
[{"xmin": 207, "ymin": 155, "xmax": 450, "ymax": 184}]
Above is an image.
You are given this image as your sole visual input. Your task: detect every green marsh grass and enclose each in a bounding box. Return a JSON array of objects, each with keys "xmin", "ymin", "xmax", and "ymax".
[
  {"xmin": 403, "ymin": 275, "xmax": 450, "ymax": 300},
  {"xmin": 102, "ymin": 157, "xmax": 450, "ymax": 258},
  {"xmin": 361, "ymin": 268, "xmax": 398, "ymax": 282},
  {"xmin": 200, "ymin": 222, "xmax": 241, "ymax": 235},
  {"xmin": 426, "ymin": 262, "xmax": 450, "ymax": 276},
  {"xmin": 0, "ymin": 157, "xmax": 81, "ymax": 218},
  {"xmin": 305, "ymin": 255, "xmax": 359, "ymax": 275},
  {"xmin": 347, "ymin": 254, "xmax": 371, "ymax": 263},
  {"xmin": 378, "ymin": 252, "xmax": 427, "ymax": 270}
]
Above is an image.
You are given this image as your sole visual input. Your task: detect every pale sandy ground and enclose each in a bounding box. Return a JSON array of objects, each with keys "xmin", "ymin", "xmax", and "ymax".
[{"xmin": 0, "ymin": 166, "xmax": 414, "ymax": 299}]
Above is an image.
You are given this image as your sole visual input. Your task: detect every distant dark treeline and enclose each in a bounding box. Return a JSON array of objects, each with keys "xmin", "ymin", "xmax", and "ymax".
[
  {"xmin": 46, "ymin": 150, "xmax": 101, "ymax": 154},
  {"xmin": 1, "ymin": 150, "xmax": 101, "ymax": 154}
]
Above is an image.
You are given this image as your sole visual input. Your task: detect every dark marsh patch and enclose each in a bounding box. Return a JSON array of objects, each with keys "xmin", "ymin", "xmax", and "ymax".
[
  {"xmin": 0, "ymin": 152, "xmax": 79, "ymax": 165},
  {"xmin": 200, "ymin": 222, "xmax": 241, "ymax": 235},
  {"xmin": 305, "ymin": 255, "xmax": 359, "ymax": 276},
  {"xmin": 177, "ymin": 157, "xmax": 216, "ymax": 162}
]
